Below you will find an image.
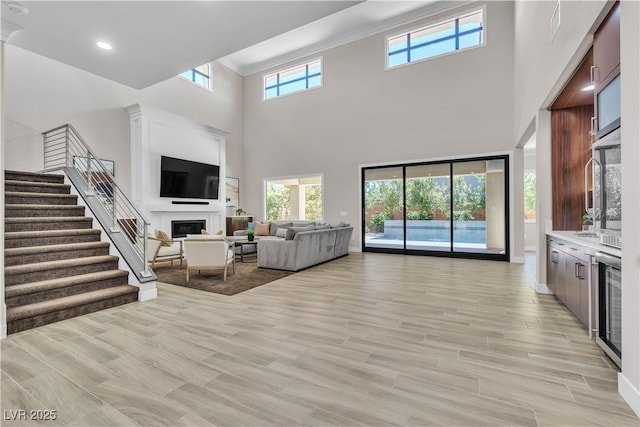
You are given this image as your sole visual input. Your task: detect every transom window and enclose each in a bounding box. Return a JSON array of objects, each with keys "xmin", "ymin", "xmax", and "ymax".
[
  {"xmin": 387, "ymin": 9, "xmax": 484, "ymax": 68},
  {"xmin": 179, "ymin": 63, "xmax": 211, "ymax": 90},
  {"xmin": 264, "ymin": 59, "xmax": 322, "ymax": 100}
]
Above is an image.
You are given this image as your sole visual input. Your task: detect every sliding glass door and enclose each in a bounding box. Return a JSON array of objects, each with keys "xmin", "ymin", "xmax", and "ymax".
[{"xmin": 362, "ymin": 156, "xmax": 509, "ymax": 261}]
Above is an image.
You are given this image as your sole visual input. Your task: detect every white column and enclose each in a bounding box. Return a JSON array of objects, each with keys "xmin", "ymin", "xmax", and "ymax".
[
  {"xmin": 618, "ymin": 0, "xmax": 640, "ymax": 416},
  {"xmin": 0, "ymin": 20, "xmax": 22, "ymax": 338},
  {"xmin": 535, "ymin": 109, "xmax": 553, "ymax": 294}
]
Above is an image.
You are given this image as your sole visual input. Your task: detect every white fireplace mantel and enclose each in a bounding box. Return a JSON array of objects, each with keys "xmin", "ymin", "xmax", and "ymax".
[{"xmin": 127, "ymin": 104, "xmax": 228, "ymax": 234}]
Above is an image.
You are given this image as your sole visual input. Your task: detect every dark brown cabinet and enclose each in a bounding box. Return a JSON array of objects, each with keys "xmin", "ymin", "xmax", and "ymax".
[
  {"xmin": 592, "ymin": 2, "xmax": 620, "ymax": 138},
  {"xmin": 547, "ymin": 236, "xmax": 595, "ymax": 328},
  {"xmin": 226, "ymin": 215, "xmax": 253, "ymax": 236},
  {"xmin": 592, "ymin": 3, "xmax": 620, "ymax": 90}
]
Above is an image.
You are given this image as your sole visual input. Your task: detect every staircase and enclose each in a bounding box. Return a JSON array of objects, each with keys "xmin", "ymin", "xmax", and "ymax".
[{"xmin": 4, "ymin": 170, "xmax": 139, "ymax": 334}]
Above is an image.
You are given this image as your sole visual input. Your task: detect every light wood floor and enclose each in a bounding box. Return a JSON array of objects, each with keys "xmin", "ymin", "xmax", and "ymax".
[{"xmin": 1, "ymin": 253, "xmax": 638, "ymax": 426}]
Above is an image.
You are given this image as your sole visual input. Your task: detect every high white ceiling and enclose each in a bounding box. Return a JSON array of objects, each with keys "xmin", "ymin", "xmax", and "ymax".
[{"xmin": 1, "ymin": 0, "xmax": 464, "ymax": 89}]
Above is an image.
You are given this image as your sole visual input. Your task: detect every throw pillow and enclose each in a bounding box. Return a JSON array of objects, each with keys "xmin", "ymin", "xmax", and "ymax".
[
  {"xmin": 315, "ymin": 224, "xmax": 331, "ymax": 230},
  {"xmin": 270, "ymin": 221, "xmax": 293, "ymax": 236},
  {"xmin": 330, "ymin": 222, "xmax": 350, "ymax": 228},
  {"xmin": 154, "ymin": 229, "xmax": 172, "ymax": 247},
  {"xmin": 285, "ymin": 225, "xmax": 315, "ymax": 240},
  {"xmin": 276, "ymin": 228, "xmax": 288, "ymax": 238},
  {"xmin": 255, "ymin": 222, "xmax": 271, "ymax": 236}
]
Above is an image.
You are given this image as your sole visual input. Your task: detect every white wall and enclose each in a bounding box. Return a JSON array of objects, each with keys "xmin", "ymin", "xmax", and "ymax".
[
  {"xmin": 619, "ymin": 0, "xmax": 640, "ymax": 415},
  {"xmin": 514, "ymin": 0, "xmax": 607, "ymax": 142},
  {"xmin": 4, "ymin": 45, "xmax": 244, "ymax": 198},
  {"xmin": 514, "ymin": 0, "xmax": 640, "ymax": 414},
  {"xmin": 243, "ymin": 1, "xmax": 516, "ymax": 252}
]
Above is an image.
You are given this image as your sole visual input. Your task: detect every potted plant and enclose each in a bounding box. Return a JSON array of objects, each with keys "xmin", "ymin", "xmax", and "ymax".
[
  {"xmin": 246, "ymin": 229, "xmax": 255, "ymax": 241},
  {"xmin": 235, "ymin": 207, "xmax": 246, "ymax": 216},
  {"xmin": 582, "ymin": 208, "xmax": 594, "ymax": 230}
]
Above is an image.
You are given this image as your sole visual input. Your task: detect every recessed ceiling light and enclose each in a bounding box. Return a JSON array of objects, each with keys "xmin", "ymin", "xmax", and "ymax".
[
  {"xmin": 581, "ymin": 84, "xmax": 595, "ymax": 91},
  {"xmin": 6, "ymin": 2, "xmax": 29, "ymax": 15},
  {"xmin": 96, "ymin": 41, "xmax": 112, "ymax": 51}
]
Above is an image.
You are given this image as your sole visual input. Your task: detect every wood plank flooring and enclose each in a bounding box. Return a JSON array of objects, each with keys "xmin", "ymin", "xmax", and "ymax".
[{"xmin": 1, "ymin": 253, "xmax": 638, "ymax": 426}]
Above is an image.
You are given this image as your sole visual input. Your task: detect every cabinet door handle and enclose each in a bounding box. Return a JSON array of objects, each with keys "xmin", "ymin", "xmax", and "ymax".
[
  {"xmin": 575, "ymin": 263, "xmax": 579, "ymax": 278},
  {"xmin": 590, "ymin": 117, "xmax": 598, "ymax": 135},
  {"xmin": 590, "ymin": 65, "xmax": 598, "ymax": 84},
  {"xmin": 578, "ymin": 263, "xmax": 585, "ymax": 280}
]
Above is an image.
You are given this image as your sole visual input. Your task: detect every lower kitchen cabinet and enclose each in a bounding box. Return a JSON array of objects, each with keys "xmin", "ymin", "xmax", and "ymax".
[{"xmin": 547, "ymin": 236, "xmax": 594, "ymax": 328}]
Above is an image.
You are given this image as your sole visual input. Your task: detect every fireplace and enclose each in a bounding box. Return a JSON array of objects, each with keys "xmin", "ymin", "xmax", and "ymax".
[{"xmin": 171, "ymin": 220, "xmax": 206, "ymax": 238}]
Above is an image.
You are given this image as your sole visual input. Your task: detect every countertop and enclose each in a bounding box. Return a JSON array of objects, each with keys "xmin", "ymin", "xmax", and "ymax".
[{"xmin": 547, "ymin": 230, "xmax": 622, "ymax": 258}]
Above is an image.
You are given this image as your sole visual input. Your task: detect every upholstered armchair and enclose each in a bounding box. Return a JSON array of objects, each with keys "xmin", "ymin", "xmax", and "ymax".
[
  {"xmin": 146, "ymin": 236, "xmax": 184, "ymax": 268},
  {"xmin": 183, "ymin": 238, "xmax": 235, "ymax": 281}
]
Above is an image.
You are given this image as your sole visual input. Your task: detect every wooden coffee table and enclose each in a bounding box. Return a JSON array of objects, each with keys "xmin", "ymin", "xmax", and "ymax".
[{"xmin": 234, "ymin": 240, "xmax": 258, "ymax": 262}]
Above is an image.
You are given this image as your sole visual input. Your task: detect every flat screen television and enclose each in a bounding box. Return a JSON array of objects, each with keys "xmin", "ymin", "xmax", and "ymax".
[{"xmin": 160, "ymin": 155, "xmax": 220, "ymax": 200}]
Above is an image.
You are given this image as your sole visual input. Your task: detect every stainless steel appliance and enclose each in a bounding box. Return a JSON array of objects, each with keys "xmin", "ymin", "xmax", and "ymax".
[
  {"xmin": 586, "ymin": 128, "xmax": 621, "ymax": 248},
  {"xmin": 596, "ymin": 252, "xmax": 621, "ymax": 367}
]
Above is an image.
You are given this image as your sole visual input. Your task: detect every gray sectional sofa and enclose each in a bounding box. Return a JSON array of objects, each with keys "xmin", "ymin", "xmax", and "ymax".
[{"xmin": 230, "ymin": 220, "xmax": 353, "ymax": 271}]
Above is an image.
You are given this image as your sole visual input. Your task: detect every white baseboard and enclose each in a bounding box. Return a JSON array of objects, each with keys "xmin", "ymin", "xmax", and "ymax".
[
  {"xmin": 619, "ymin": 372, "xmax": 640, "ymax": 418},
  {"xmin": 535, "ymin": 281, "xmax": 554, "ymax": 294},
  {"xmin": 138, "ymin": 282, "xmax": 158, "ymax": 302},
  {"xmin": 0, "ymin": 324, "xmax": 6, "ymax": 340},
  {"xmin": 511, "ymin": 256, "xmax": 525, "ymax": 264}
]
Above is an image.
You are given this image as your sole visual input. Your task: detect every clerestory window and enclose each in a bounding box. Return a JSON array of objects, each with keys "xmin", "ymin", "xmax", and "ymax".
[
  {"xmin": 264, "ymin": 58, "xmax": 322, "ymax": 100},
  {"xmin": 387, "ymin": 9, "xmax": 484, "ymax": 69}
]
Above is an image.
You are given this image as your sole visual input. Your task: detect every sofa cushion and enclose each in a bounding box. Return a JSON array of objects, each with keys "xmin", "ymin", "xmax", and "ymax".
[
  {"xmin": 255, "ymin": 222, "xmax": 271, "ymax": 236},
  {"xmin": 291, "ymin": 221, "xmax": 315, "ymax": 228},
  {"xmin": 270, "ymin": 221, "xmax": 293, "ymax": 236},
  {"xmin": 275, "ymin": 228, "xmax": 288, "ymax": 238},
  {"xmin": 285, "ymin": 225, "xmax": 315, "ymax": 240},
  {"xmin": 314, "ymin": 224, "xmax": 331, "ymax": 230},
  {"xmin": 330, "ymin": 222, "xmax": 350, "ymax": 228}
]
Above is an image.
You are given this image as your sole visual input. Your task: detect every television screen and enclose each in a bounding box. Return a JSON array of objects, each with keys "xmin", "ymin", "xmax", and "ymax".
[{"xmin": 160, "ymin": 156, "xmax": 220, "ymax": 200}]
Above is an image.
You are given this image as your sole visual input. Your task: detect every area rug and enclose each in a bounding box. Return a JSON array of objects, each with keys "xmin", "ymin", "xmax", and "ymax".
[{"xmin": 152, "ymin": 260, "xmax": 293, "ymax": 296}]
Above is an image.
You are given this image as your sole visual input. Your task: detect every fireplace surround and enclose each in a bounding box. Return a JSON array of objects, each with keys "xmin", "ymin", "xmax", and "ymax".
[{"xmin": 172, "ymin": 220, "xmax": 206, "ymax": 238}]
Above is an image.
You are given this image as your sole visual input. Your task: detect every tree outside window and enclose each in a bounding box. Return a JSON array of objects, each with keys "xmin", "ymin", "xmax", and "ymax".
[
  {"xmin": 265, "ymin": 176, "xmax": 323, "ymax": 221},
  {"xmin": 524, "ymin": 171, "xmax": 536, "ymax": 221}
]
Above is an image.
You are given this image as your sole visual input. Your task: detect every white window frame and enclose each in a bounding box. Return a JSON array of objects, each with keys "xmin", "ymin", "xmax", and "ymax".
[
  {"xmin": 263, "ymin": 58, "xmax": 323, "ymax": 101},
  {"xmin": 178, "ymin": 63, "xmax": 212, "ymax": 91},
  {"xmin": 385, "ymin": 6, "xmax": 487, "ymax": 71}
]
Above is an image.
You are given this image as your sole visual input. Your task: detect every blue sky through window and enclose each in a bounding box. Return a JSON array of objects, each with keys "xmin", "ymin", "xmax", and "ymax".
[
  {"xmin": 264, "ymin": 59, "xmax": 322, "ymax": 99},
  {"xmin": 387, "ymin": 10, "xmax": 483, "ymax": 68}
]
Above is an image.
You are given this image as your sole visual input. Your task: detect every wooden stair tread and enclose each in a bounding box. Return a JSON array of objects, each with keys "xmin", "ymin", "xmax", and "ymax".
[
  {"xmin": 6, "ymin": 270, "xmax": 129, "ymax": 298},
  {"xmin": 4, "ymin": 255, "xmax": 119, "ymax": 276},
  {"xmin": 7, "ymin": 285, "xmax": 138, "ymax": 322}
]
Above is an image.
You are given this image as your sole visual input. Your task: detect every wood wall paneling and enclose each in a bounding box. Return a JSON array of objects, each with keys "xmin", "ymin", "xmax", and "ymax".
[{"xmin": 551, "ymin": 106, "xmax": 594, "ymax": 230}]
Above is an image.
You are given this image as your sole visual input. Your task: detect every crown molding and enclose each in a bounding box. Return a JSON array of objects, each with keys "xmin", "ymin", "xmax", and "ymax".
[
  {"xmin": 1, "ymin": 19, "xmax": 22, "ymax": 42},
  {"xmin": 226, "ymin": 0, "xmax": 475, "ymax": 76}
]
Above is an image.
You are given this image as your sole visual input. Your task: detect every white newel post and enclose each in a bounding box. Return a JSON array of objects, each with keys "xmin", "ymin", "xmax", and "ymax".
[{"xmin": 1, "ymin": 20, "xmax": 23, "ymax": 338}]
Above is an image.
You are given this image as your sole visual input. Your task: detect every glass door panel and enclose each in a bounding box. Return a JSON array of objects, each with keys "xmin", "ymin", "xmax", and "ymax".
[
  {"xmin": 363, "ymin": 167, "xmax": 405, "ymax": 250},
  {"xmin": 452, "ymin": 159, "xmax": 505, "ymax": 255},
  {"xmin": 405, "ymin": 164, "xmax": 451, "ymax": 251}
]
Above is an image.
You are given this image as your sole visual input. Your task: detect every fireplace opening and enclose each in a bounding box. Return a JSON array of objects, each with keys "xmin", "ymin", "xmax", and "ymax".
[{"xmin": 171, "ymin": 220, "xmax": 206, "ymax": 238}]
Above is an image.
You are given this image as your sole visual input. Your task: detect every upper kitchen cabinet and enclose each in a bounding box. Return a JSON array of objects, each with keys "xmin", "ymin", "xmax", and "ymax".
[
  {"xmin": 592, "ymin": 2, "xmax": 621, "ymax": 139},
  {"xmin": 592, "ymin": 2, "xmax": 620, "ymax": 88}
]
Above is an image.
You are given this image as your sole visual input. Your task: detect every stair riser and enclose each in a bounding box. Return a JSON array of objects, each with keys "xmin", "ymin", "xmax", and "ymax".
[
  {"xmin": 5, "ymin": 220, "xmax": 94, "ymax": 232},
  {"xmin": 5, "ymin": 246, "xmax": 110, "ymax": 267},
  {"xmin": 7, "ymin": 292, "xmax": 138, "ymax": 334},
  {"xmin": 5, "ymin": 260, "xmax": 120, "ymax": 286},
  {"xmin": 5, "ymin": 233, "xmax": 101, "ymax": 249},
  {"xmin": 4, "ymin": 172, "xmax": 64, "ymax": 184},
  {"xmin": 5, "ymin": 195, "xmax": 78, "ymax": 206},
  {"xmin": 5, "ymin": 206, "xmax": 85, "ymax": 218},
  {"xmin": 5, "ymin": 275, "xmax": 130, "ymax": 308},
  {"xmin": 5, "ymin": 183, "xmax": 71, "ymax": 194}
]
